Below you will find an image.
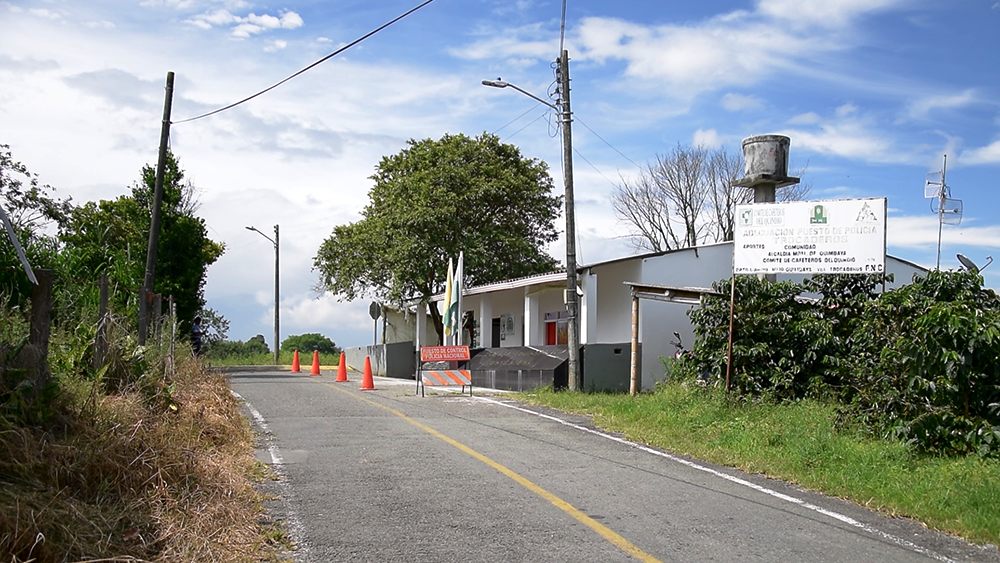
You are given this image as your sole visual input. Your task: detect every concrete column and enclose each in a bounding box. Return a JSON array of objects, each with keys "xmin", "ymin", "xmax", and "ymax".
[
  {"xmin": 479, "ymin": 297, "xmax": 493, "ymax": 349},
  {"xmin": 524, "ymin": 288, "xmax": 540, "ymax": 346},
  {"xmin": 415, "ymin": 302, "xmax": 426, "ymax": 349},
  {"xmin": 580, "ymin": 270, "xmax": 598, "ymax": 344}
]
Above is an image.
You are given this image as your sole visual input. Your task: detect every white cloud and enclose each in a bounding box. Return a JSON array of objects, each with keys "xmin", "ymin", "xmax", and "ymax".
[
  {"xmin": 960, "ymin": 139, "xmax": 1000, "ymax": 165},
  {"xmin": 756, "ymin": 0, "xmax": 902, "ymax": 28},
  {"xmin": 29, "ymin": 8, "xmax": 62, "ymax": 20},
  {"xmin": 788, "ymin": 112, "xmax": 821, "ymax": 124},
  {"xmin": 186, "ymin": 9, "xmax": 303, "ymax": 37},
  {"xmin": 835, "ymin": 103, "xmax": 857, "ymax": 117},
  {"xmin": 907, "ymin": 89, "xmax": 977, "ymax": 119},
  {"xmin": 780, "ymin": 116, "xmax": 903, "ymax": 163},
  {"xmin": 721, "ymin": 92, "xmax": 765, "ymax": 112},
  {"xmin": 264, "ymin": 40, "xmax": 287, "ymax": 52},
  {"xmin": 888, "ymin": 215, "xmax": 1000, "ymax": 250},
  {"xmin": 693, "ymin": 128, "xmax": 723, "ymax": 148},
  {"xmin": 317, "ymin": 37, "xmax": 332, "ymax": 43},
  {"xmin": 84, "ymin": 20, "xmax": 116, "ymax": 29}
]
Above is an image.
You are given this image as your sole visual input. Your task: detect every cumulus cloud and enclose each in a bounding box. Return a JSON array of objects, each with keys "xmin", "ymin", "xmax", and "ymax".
[
  {"xmin": 693, "ymin": 128, "xmax": 723, "ymax": 148},
  {"xmin": 888, "ymin": 215, "xmax": 1000, "ymax": 250},
  {"xmin": 186, "ymin": 9, "xmax": 303, "ymax": 37},
  {"xmin": 264, "ymin": 39, "xmax": 288, "ymax": 52},
  {"xmin": 721, "ymin": 93, "xmax": 765, "ymax": 112},
  {"xmin": 960, "ymin": 139, "xmax": 1000, "ymax": 165}
]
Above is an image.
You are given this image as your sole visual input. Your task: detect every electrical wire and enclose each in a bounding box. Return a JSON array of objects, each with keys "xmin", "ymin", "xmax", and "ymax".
[
  {"xmin": 504, "ymin": 112, "xmax": 549, "ymax": 142},
  {"xmin": 573, "ymin": 146, "xmax": 619, "ymax": 189},
  {"xmin": 574, "ymin": 115, "xmax": 642, "ymax": 171},
  {"xmin": 492, "ymin": 102, "xmax": 544, "ymax": 135},
  {"xmin": 172, "ymin": 0, "xmax": 436, "ymax": 124}
]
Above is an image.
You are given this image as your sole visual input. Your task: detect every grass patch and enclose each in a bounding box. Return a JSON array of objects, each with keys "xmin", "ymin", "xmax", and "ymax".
[
  {"xmin": 0, "ymin": 356, "xmax": 280, "ymax": 562},
  {"xmin": 521, "ymin": 383, "xmax": 1000, "ymax": 546}
]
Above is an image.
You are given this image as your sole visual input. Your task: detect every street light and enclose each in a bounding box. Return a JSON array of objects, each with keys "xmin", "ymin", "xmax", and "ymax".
[
  {"xmin": 482, "ymin": 50, "xmax": 581, "ymax": 391},
  {"xmin": 247, "ymin": 225, "xmax": 279, "ymax": 366}
]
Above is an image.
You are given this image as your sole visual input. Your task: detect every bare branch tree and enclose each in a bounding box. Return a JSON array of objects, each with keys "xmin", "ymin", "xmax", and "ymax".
[
  {"xmin": 613, "ymin": 144, "xmax": 811, "ymax": 250},
  {"xmin": 707, "ymin": 147, "xmax": 751, "ymax": 242}
]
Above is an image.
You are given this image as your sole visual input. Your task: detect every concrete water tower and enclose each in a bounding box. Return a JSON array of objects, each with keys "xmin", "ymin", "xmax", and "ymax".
[{"xmin": 733, "ymin": 134, "xmax": 800, "ymax": 203}]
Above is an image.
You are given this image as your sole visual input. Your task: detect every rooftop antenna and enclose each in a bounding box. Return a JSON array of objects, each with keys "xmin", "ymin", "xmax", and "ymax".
[{"xmin": 925, "ymin": 155, "xmax": 962, "ymax": 270}]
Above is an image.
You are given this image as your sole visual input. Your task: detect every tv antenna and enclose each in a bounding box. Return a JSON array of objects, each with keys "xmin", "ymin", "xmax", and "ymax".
[
  {"xmin": 957, "ymin": 253, "xmax": 993, "ymax": 274},
  {"xmin": 925, "ymin": 155, "xmax": 962, "ymax": 270}
]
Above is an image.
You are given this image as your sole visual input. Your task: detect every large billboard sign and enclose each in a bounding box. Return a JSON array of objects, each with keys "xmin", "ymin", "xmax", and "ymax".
[{"xmin": 734, "ymin": 198, "xmax": 886, "ymax": 275}]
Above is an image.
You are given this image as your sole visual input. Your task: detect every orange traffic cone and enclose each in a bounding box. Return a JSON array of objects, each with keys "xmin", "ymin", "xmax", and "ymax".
[
  {"xmin": 310, "ymin": 350, "xmax": 321, "ymax": 376},
  {"xmin": 336, "ymin": 352, "xmax": 348, "ymax": 382},
  {"xmin": 360, "ymin": 356, "xmax": 376, "ymax": 390},
  {"xmin": 291, "ymin": 350, "xmax": 301, "ymax": 373}
]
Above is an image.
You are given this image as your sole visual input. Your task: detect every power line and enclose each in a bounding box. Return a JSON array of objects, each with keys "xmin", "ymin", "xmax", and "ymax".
[
  {"xmin": 574, "ymin": 115, "xmax": 642, "ymax": 170},
  {"xmin": 504, "ymin": 112, "xmax": 548, "ymax": 142},
  {"xmin": 173, "ymin": 0, "xmax": 436, "ymax": 124},
  {"xmin": 573, "ymin": 146, "xmax": 619, "ymax": 189},
  {"xmin": 492, "ymin": 102, "xmax": 544, "ymax": 135}
]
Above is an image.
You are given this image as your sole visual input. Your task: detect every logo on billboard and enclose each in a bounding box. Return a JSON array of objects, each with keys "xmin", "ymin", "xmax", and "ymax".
[
  {"xmin": 810, "ymin": 204, "xmax": 828, "ymax": 224},
  {"xmin": 740, "ymin": 209, "xmax": 753, "ymax": 226},
  {"xmin": 856, "ymin": 202, "xmax": 879, "ymax": 223}
]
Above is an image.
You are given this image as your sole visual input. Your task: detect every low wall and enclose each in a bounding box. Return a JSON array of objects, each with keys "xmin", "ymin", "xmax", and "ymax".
[
  {"xmin": 581, "ymin": 343, "xmax": 637, "ymax": 393},
  {"xmin": 344, "ymin": 341, "xmax": 415, "ymax": 379}
]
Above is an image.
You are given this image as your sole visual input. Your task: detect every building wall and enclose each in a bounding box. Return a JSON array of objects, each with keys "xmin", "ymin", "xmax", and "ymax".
[{"xmin": 591, "ymin": 259, "xmax": 642, "ymax": 343}]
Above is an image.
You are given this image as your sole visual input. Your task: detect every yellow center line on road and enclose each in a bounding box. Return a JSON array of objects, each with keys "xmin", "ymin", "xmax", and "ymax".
[{"xmin": 318, "ymin": 381, "xmax": 662, "ymax": 563}]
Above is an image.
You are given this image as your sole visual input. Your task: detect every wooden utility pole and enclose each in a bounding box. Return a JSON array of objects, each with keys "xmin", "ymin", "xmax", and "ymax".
[
  {"xmin": 139, "ymin": 71, "xmax": 175, "ymax": 345},
  {"xmin": 558, "ymin": 50, "xmax": 581, "ymax": 392}
]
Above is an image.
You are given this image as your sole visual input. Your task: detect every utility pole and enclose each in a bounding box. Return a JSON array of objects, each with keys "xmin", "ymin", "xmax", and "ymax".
[
  {"xmin": 246, "ymin": 224, "xmax": 280, "ymax": 365},
  {"xmin": 273, "ymin": 224, "xmax": 280, "ymax": 365},
  {"xmin": 557, "ymin": 50, "xmax": 581, "ymax": 391},
  {"xmin": 139, "ymin": 71, "xmax": 175, "ymax": 345}
]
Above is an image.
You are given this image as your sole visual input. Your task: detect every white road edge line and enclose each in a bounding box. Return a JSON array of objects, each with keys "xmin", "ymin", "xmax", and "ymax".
[
  {"xmin": 475, "ymin": 396, "xmax": 956, "ymax": 563},
  {"xmin": 231, "ymin": 390, "xmax": 309, "ymax": 560}
]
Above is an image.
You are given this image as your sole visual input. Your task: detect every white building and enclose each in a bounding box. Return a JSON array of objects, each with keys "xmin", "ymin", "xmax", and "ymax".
[{"xmin": 358, "ymin": 241, "xmax": 927, "ymax": 391}]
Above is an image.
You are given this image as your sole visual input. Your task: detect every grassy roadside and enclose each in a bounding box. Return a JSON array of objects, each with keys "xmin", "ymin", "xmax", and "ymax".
[
  {"xmin": 208, "ymin": 349, "xmax": 340, "ymax": 367},
  {"xmin": 521, "ymin": 383, "xmax": 1000, "ymax": 547},
  {"xmin": 1, "ymin": 355, "xmax": 283, "ymax": 563}
]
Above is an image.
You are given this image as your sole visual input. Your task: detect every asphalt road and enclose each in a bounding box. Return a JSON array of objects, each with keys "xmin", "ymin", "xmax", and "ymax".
[{"xmin": 229, "ymin": 369, "xmax": 998, "ymax": 563}]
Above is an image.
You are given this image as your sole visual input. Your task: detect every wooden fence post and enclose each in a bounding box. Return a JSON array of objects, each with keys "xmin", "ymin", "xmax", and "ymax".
[
  {"xmin": 94, "ymin": 273, "xmax": 109, "ymax": 371},
  {"xmin": 27, "ymin": 268, "xmax": 53, "ymax": 390}
]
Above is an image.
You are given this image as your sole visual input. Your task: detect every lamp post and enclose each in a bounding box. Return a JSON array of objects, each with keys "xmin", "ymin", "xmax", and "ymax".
[
  {"xmin": 482, "ymin": 49, "xmax": 581, "ymax": 391},
  {"xmin": 246, "ymin": 225, "xmax": 279, "ymax": 366}
]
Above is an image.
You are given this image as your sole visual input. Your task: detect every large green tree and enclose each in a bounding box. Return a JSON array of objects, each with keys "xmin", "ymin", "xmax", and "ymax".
[
  {"xmin": 59, "ymin": 151, "xmax": 224, "ymax": 325},
  {"xmin": 314, "ymin": 132, "xmax": 561, "ymax": 342}
]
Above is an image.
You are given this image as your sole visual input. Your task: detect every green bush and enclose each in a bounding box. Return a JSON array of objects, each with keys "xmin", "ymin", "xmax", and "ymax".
[
  {"xmin": 845, "ymin": 270, "xmax": 1000, "ymax": 456},
  {"xmin": 688, "ymin": 270, "xmax": 1000, "ymax": 457},
  {"xmin": 280, "ymin": 333, "xmax": 339, "ymax": 355}
]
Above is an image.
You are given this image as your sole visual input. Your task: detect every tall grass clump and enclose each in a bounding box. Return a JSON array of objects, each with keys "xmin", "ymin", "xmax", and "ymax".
[{"xmin": 1, "ymin": 306, "xmax": 275, "ymax": 562}]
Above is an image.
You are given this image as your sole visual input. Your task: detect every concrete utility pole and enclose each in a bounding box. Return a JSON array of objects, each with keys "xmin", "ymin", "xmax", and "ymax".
[
  {"xmin": 247, "ymin": 224, "xmax": 279, "ymax": 365},
  {"xmin": 557, "ymin": 50, "xmax": 581, "ymax": 392},
  {"xmin": 481, "ymin": 51, "xmax": 581, "ymax": 391},
  {"xmin": 139, "ymin": 71, "xmax": 175, "ymax": 345}
]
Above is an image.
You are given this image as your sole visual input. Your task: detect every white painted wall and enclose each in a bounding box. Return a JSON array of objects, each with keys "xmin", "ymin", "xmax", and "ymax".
[{"xmin": 592, "ymin": 258, "xmax": 642, "ymax": 343}]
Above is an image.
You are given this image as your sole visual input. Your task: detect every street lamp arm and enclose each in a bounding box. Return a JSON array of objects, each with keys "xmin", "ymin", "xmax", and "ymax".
[
  {"xmin": 246, "ymin": 225, "xmax": 276, "ymax": 247},
  {"xmin": 482, "ymin": 79, "xmax": 558, "ymax": 111}
]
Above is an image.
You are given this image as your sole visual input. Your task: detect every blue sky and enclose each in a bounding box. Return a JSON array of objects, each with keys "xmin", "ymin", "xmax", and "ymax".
[{"xmin": 2, "ymin": 0, "xmax": 999, "ymax": 349}]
